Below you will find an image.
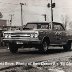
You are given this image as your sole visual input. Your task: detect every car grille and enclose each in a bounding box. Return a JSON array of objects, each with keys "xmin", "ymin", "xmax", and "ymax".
[{"xmin": 10, "ymin": 33, "xmax": 31, "ymax": 39}]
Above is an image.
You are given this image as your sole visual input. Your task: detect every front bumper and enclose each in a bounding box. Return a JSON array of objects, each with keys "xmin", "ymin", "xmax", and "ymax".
[{"xmin": 3, "ymin": 38, "xmax": 41, "ymax": 44}]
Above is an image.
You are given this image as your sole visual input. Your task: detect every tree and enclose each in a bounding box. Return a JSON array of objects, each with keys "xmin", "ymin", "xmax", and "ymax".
[
  {"xmin": 61, "ymin": 15, "xmax": 69, "ymax": 29},
  {"xmin": 0, "ymin": 12, "xmax": 3, "ymax": 18}
]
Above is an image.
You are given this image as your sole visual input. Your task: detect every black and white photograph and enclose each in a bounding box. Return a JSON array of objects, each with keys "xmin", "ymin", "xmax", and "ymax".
[{"xmin": 0, "ymin": 0, "xmax": 72, "ymax": 72}]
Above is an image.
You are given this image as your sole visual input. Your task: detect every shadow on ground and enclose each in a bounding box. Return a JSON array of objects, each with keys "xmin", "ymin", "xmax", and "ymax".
[{"xmin": 18, "ymin": 47, "xmax": 72, "ymax": 55}]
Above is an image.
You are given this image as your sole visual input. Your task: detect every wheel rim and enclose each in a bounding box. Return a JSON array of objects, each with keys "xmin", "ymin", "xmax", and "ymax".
[{"xmin": 43, "ymin": 42, "xmax": 48, "ymax": 51}]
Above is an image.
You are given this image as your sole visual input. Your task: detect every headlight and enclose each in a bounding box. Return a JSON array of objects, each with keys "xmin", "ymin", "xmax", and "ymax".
[
  {"xmin": 30, "ymin": 31, "xmax": 39, "ymax": 38},
  {"xmin": 8, "ymin": 34, "xmax": 11, "ymax": 38},
  {"xmin": 5, "ymin": 34, "xmax": 8, "ymax": 38},
  {"xmin": 34, "ymin": 31, "xmax": 39, "ymax": 38},
  {"xmin": 30, "ymin": 34, "xmax": 35, "ymax": 38},
  {"xmin": 4, "ymin": 34, "xmax": 11, "ymax": 38}
]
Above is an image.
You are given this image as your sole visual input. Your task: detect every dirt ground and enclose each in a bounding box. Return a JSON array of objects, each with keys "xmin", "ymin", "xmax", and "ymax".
[{"xmin": 1, "ymin": 56, "xmax": 72, "ymax": 72}]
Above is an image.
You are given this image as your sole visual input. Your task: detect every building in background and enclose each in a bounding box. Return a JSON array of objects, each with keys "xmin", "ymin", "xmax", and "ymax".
[{"xmin": 0, "ymin": 19, "xmax": 7, "ymax": 27}]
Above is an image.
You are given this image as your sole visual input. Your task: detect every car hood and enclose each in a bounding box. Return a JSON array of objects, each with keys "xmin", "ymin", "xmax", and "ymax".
[{"xmin": 3, "ymin": 29, "xmax": 48, "ymax": 34}]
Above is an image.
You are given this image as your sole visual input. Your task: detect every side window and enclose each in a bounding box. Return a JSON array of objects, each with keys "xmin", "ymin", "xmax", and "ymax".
[
  {"xmin": 41, "ymin": 25, "xmax": 48, "ymax": 29},
  {"xmin": 53, "ymin": 25, "xmax": 64, "ymax": 31},
  {"xmin": 37, "ymin": 23, "xmax": 51, "ymax": 29},
  {"xmin": 40, "ymin": 24, "xmax": 50, "ymax": 29},
  {"xmin": 37, "ymin": 24, "xmax": 41, "ymax": 29},
  {"xmin": 48, "ymin": 24, "xmax": 51, "ymax": 29}
]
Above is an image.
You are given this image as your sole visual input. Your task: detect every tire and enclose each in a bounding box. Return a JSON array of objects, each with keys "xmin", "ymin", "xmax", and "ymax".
[
  {"xmin": 9, "ymin": 43, "xmax": 18, "ymax": 53},
  {"xmin": 63, "ymin": 42, "xmax": 71, "ymax": 51},
  {"xmin": 40, "ymin": 41, "xmax": 48, "ymax": 52}
]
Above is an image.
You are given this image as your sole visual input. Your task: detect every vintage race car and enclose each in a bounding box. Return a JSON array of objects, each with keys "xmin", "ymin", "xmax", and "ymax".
[{"xmin": 3, "ymin": 22, "xmax": 72, "ymax": 53}]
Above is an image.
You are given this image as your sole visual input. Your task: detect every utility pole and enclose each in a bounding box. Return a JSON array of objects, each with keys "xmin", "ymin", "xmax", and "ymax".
[
  {"xmin": 42, "ymin": 14, "xmax": 46, "ymax": 21},
  {"xmin": 51, "ymin": 0, "xmax": 53, "ymax": 29},
  {"xmin": 51, "ymin": 0, "xmax": 53, "ymax": 22},
  {"xmin": 9, "ymin": 14, "xmax": 14, "ymax": 30},
  {"xmin": 47, "ymin": 0, "xmax": 55, "ymax": 28},
  {"xmin": 44, "ymin": 14, "xmax": 46, "ymax": 21},
  {"xmin": 20, "ymin": 3, "xmax": 24, "ymax": 30}
]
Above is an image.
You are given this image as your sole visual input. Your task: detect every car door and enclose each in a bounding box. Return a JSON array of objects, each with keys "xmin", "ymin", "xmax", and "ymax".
[{"xmin": 51, "ymin": 24, "xmax": 66, "ymax": 44}]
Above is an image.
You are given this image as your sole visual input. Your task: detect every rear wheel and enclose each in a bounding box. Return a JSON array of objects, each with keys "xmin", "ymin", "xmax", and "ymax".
[
  {"xmin": 63, "ymin": 42, "xmax": 71, "ymax": 51},
  {"xmin": 9, "ymin": 43, "xmax": 18, "ymax": 53}
]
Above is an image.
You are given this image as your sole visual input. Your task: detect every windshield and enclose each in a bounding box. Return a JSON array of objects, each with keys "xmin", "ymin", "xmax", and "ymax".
[
  {"xmin": 24, "ymin": 24, "xmax": 37, "ymax": 29},
  {"xmin": 24, "ymin": 23, "xmax": 50, "ymax": 30}
]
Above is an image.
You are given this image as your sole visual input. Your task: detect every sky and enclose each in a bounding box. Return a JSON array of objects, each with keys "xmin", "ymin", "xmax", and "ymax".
[{"xmin": 0, "ymin": 0, "xmax": 72, "ymax": 29}]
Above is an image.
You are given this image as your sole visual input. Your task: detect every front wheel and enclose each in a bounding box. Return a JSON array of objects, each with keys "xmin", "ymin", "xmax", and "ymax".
[
  {"xmin": 63, "ymin": 42, "xmax": 71, "ymax": 51},
  {"xmin": 9, "ymin": 43, "xmax": 18, "ymax": 53},
  {"xmin": 39, "ymin": 41, "xmax": 48, "ymax": 52}
]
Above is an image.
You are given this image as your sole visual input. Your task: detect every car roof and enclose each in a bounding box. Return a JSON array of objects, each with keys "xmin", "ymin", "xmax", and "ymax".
[
  {"xmin": 27, "ymin": 22, "xmax": 49, "ymax": 24},
  {"xmin": 27, "ymin": 22, "xmax": 63, "ymax": 25},
  {"xmin": 52, "ymin": 22, "xmax": 63, "ymax": 25}
]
